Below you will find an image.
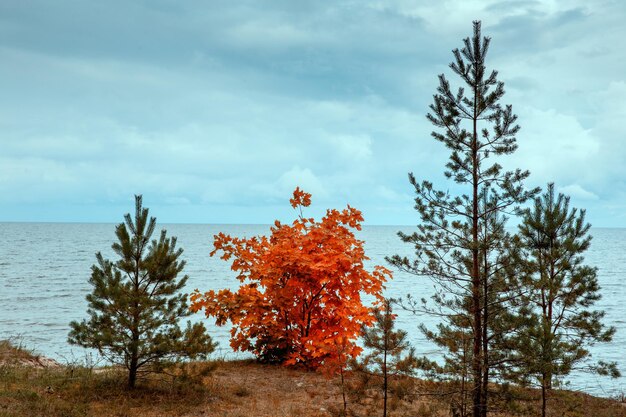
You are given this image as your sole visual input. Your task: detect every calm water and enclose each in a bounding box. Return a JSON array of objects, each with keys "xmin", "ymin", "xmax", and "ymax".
[{"xmin": 0, "ymin": 223, "xmax": 624, "ymax": 396}]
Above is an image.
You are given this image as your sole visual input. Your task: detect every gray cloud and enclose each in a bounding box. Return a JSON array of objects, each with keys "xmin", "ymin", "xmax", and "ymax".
[{"xmin": 1, "ymin": 0, "xmax": 625, "ymax": 225}]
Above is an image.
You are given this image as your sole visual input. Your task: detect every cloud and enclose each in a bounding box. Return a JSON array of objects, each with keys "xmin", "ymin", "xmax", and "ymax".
[
  {"xmin": 558, "ymin": 184, "xmax": 599, "ymax": 201},
  {"xmin": 277, "ymin": 166, "xmax": 327, "ymax": 198},
  {"xmin": 508, "ymin": 106, "xmax": 600, "ymax": 185},
  {"xmin": 1, "ymin": 0, "xmax": 626, "ymax": 225},
  {"xmin": 324, "ymin": 134, "xmax": 373, "ymax": 161}
]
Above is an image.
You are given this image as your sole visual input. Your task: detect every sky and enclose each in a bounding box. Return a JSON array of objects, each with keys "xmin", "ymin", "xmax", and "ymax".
[{"xmin": 1, "ymin": 0, "xmax": 625, "ymax": 226}]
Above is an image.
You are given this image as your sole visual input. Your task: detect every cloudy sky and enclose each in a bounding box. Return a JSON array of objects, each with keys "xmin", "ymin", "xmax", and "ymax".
[{"xmin": 1, "ymin": 0, "xmax": 625, "ymax": 225}]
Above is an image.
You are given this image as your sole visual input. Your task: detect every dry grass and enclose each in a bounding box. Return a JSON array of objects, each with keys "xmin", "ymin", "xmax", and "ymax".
[
  {"xmin": 0, "ymin": 341, "xmax": 624, "ymax": 417},
  {"xmin": 0, "ymin": 339, "xmax": 59, "ymax": 368},
  {"xmin": 203, "ymin": 360, "xmax": 448, "ymax": 417}
]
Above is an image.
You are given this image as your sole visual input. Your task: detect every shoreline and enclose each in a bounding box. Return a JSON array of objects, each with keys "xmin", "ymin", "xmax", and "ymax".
[{"xmin": 1, "ymin": 339, "xmax": 625, "ymax": 417}]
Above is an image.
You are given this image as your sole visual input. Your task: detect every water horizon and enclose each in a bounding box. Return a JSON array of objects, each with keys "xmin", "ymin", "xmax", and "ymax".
[{"xmin": 1, "ymin": 222, "xmax": 624, "ymax": 397}]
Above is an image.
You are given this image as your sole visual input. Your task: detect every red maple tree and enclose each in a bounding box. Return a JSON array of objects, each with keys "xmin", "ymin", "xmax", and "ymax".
[{"xmin": 190, "ymin": 187, "xmax": 391, "ymax": 370}]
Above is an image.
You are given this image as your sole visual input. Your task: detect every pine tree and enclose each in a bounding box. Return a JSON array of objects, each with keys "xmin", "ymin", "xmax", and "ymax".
[
  {"xmin": 68, "ymin": 195, "xmax": 216, "ymax": 389},
  {"xmin": 414, "ymin": 191, "xmax": 524, "ymax": 417},
  {"xmin": 513, "ymin": 183, "xmax": 619, "ymax": 417},
  {"xmin": 388, "ymin": 21, "xmax": 537, "ymax": 417},
  {"xmin": 356, "ymin": 299, "xmax": 418, "ymax": 417},
  {"xmin": 417, "ymin": 191, "xmax": 523, "ymax": 417}
]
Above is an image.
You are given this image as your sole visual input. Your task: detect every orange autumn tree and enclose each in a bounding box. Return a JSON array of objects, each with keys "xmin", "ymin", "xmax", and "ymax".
[{"xmin": 190, "ymin": 187, "xmax": 391, "ymax": 370}]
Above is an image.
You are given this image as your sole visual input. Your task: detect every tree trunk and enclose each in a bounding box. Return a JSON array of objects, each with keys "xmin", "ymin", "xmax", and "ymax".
[
  {"xmin": 128, "ymin": 355, "xmax": 138, "ymax": 389},
  {"xmin": 541, "ymin": 374, "xmax": 547, "ymax": 417},
  {"xmin": 383, "ymin": 347, "xmax": 388, "ymax": 417},
  {"xmin": 340, "ymin": 365, "xmax": 347, "ymax": 413},
  {"xmin": 481, "ymin": 247, "xmax": 489, "ymax": 417},
  {"xmin": 471, "ymin": 86, "xmax": 483, "ymax": 417},
  {"xmin": 129, "ymin": 323, "xmax": 139, "ymax": 389},
  {"xmin": 481, "ymin": 308, "xmax": 488, "ymax": 417},
  {"xmin": 461, "ymin": 339, "xmax": 467, "ymax": 417},
  {"xmin": 129, "ymin": 246, "xmax": 141, "ymax": 389}
]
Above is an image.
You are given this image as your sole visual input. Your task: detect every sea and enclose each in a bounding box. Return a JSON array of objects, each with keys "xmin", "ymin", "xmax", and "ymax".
[{"xmin": 0, "ymin": 223, "xmax": 624, "ymax": 397}]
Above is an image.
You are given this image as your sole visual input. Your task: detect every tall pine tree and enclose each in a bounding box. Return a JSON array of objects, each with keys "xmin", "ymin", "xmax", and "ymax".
[
  {"xmin": 512, "ymin": 183, "xmax": 619, "ymax": 417},
  {"xmin": 69, "ymin": 195, "xmax": 216, "ymax": 388},
  {"xmin": 388, "ymin": 21, "xmax": 536, "ymax": 417}
]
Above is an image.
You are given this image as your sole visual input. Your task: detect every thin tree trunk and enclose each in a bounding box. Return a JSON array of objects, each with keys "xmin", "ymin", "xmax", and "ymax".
[
  {"xmin": 471, "ymin": 86, "xmax": 483, "ymax": 417},
  {"xmin": 340, "ymin": 365, "xmax": 347, "ymax": 413},
  {"xmin": 541, "ymin": 374, "xmax": 547, "ymax": 417},
  {"xmin": 481, "ymin": 246, "xmax": 489, "ymax": 417},
  {"xmin": 460, "ymin": 335, "xmax": 470, "ymax": 417},
  {"xmin": 461, "ymin": 343, "xmax": 467, "ymax": 417},
  {"xmin": 481, "ymin": 302, "xmax": 489, "ymax": 417},
  {"xmin": 129, "ymin": 243, "xmax": 141, "ymax": 389},
  {"xmin": 546, "ymin": 259, "xmax": 554, "ymax": 392},
  {"xmin": 383, "ymin": 346, "xmax": 388, "ymax": 417}
]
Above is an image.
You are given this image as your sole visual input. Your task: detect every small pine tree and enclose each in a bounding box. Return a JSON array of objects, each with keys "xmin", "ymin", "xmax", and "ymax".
[
  {"xmin": 357, "ymin": 299, "xmax": 418, "ymax": 417},
  {"xmin": 513, "ymin": 183, "xmax": 619, "ymax": 417},
  {"xmin": 68, "ymin": 195, "xmax": 216, "ymax": 389}
]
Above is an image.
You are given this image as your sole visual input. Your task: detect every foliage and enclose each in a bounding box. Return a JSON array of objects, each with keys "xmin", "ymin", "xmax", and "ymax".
[
  {"xmin": 191, "ymin": 187, "xmax": 390, "ymax": 370},
  {"xmin": 354, "ymin": 299, "xmax": 418, "ymax": 417},
  {"xmin": 387, "ymin": 21, "xmax": 537, "ymax": 417},
  {"xmin": 511, "ymin": 183, "xmax": 619, "ymax": 417},
  {"xmin": 68, "ymin": 195, "xmax": 216, "ymax": 388}
]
